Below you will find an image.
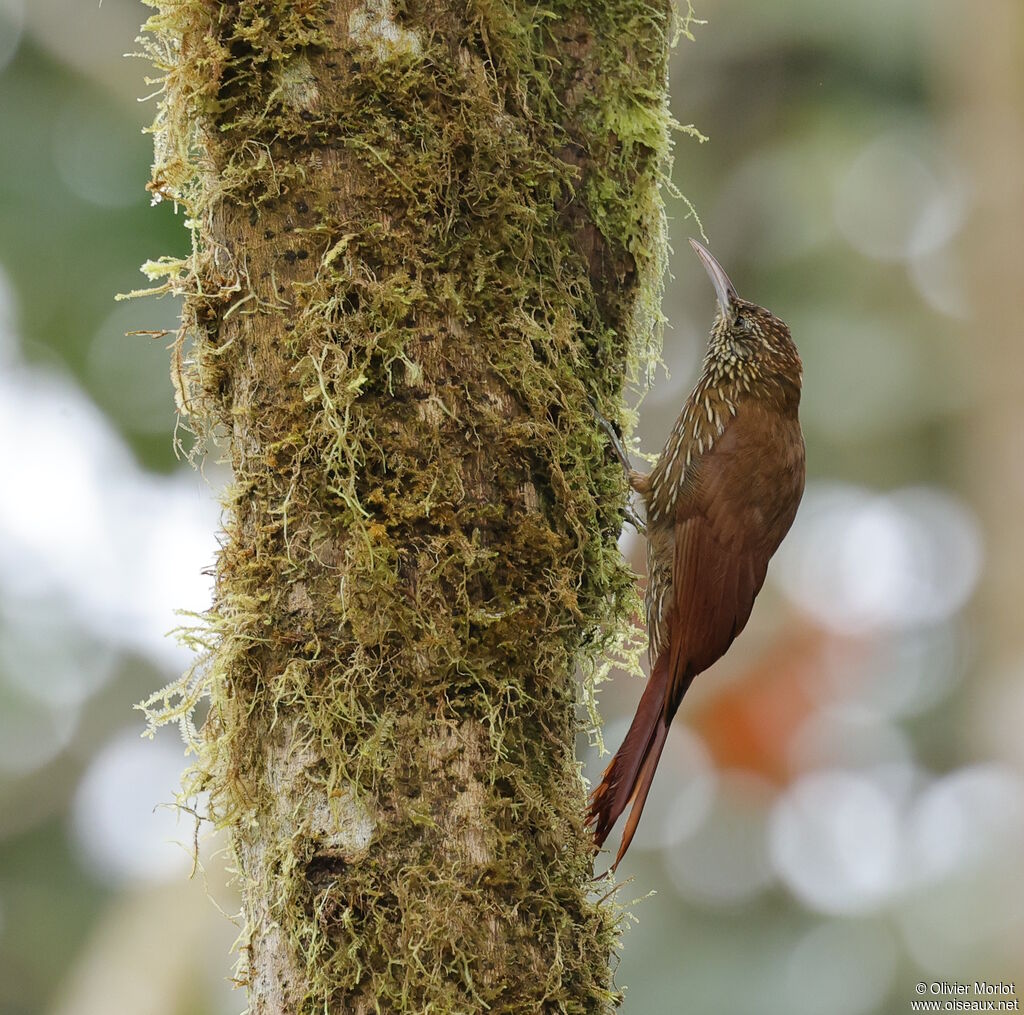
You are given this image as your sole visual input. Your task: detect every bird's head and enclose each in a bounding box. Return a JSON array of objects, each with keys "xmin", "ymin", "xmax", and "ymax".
[{"xmin": 689, "ymin": 237, "xmax": 801, "ymax": 392}]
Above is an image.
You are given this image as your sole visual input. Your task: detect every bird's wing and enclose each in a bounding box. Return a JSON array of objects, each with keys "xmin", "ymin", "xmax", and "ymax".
[
  {"xmin": 665, "ymin": 406, "xmax": 799, "ymax": 711},
  {"xmin": 667, "ymin": 514, "xmax": 764, "ymax": 697}
]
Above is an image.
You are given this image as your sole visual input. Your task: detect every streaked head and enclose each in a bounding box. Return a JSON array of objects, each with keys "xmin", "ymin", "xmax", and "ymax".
[{"xmin": 688, "ymin": 237, "xmax": 800, "ymax": 389}]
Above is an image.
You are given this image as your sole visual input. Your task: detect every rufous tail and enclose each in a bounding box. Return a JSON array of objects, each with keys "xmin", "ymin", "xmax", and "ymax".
[{"xmin": 587, "ymin": 652, "xmax": 672, "ymax": 870}]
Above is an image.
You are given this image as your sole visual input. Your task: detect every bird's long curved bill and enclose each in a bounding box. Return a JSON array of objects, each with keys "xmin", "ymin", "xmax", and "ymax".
[{"xmin": 689, "ymin": 238, "xmax": 736, "ymax": 318}]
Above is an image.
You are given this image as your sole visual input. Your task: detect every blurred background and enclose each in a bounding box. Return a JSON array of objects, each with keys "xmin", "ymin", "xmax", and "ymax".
[{"xmin": 0, "ymin": 1, "xmax": 1021, "ymax": 1013}]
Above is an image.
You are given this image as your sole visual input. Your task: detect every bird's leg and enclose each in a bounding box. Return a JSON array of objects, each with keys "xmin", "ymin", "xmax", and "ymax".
[
  {"xmin": 588, "ymin": 399, "xmax": 633, "ymax": 474},
  {"xmin": 587, "ymin": 398, "xmax": 647, "ymax": 534},
  {"xmin": 622, "ymin": 505, "xmax": 647, "ymax": 535}
]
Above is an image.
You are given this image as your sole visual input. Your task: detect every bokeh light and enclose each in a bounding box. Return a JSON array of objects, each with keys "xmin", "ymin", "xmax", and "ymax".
[
  {"xmin": 71, "ymin": 728, "xmax": 194, "ymax": 885},
  {"xmin": 0, "ymin": 274, "xmax": 219, "ymax": 670},
  {"xmin": 4, "ymin": 0, "xmax": 1023, "ymax": 1012},
  {"xmin": 834, "ymin": 128, "xmax": 967, "ymax": 264},
  {"xmin": 783, "ymin": 919, "xmax": 898, "ymax": 1015},
  {"xmin": 773, "ymin": 483, "xmax": 983, "ymax": 634},
  {"xmin": 769, "ymin": 769, "xmax": 902, "ymax": 915},
  {"xmin": 665, "ymin": 771, "xmax": 776, "ymax": 908}
]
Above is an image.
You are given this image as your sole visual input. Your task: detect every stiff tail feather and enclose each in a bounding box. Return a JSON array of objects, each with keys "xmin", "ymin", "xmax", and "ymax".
[{"xmin": 587, "ymin": 652, "xmax": 672, "ymax": 870}]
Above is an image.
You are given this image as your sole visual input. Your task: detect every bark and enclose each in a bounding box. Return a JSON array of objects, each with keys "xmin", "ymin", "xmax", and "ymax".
[{"xmin": 138, "ymin": 0, "xmax": 674, "ymax": 1010}]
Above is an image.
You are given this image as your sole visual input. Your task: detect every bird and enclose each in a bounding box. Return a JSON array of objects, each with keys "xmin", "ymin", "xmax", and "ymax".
[{"xmin": 587, "ymin": 238, "xmax": 806, "ymax": 870}]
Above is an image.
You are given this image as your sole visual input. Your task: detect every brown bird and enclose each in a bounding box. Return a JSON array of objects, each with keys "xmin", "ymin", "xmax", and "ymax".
[{"xmin": 588, "ymin": 239, "xmax": 805, "ymax": 869}]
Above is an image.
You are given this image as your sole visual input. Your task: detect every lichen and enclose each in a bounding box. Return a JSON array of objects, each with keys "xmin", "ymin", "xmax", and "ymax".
[
  {"xmin": 134, "ymin": 0, "xmax": 693, "ymax": 1009},
  {"xmin": 349, "ymin": 0, "xmax": 423, "ymax": 59}
]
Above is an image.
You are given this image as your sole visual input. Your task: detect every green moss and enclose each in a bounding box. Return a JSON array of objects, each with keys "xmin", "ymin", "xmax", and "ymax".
[{"xmin": 135, "ymin": 0, "xmax": 692, "ymax": 1009}]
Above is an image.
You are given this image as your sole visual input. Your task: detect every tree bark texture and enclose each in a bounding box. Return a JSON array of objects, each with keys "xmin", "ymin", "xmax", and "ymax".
[{"xmin": 140, "ymin": 0, "xmax": 673, "ymax": 1010}]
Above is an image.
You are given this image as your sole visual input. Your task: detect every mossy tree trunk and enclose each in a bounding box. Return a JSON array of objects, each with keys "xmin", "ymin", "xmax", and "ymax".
[{"xmin": 140, "ymin": 0, "xmax": 674, "ymax": 1010}]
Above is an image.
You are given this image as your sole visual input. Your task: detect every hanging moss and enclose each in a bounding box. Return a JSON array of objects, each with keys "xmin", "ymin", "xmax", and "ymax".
[{"xmin": 135, "ymin": 0, "xmax": 693, "ymax": 1010}]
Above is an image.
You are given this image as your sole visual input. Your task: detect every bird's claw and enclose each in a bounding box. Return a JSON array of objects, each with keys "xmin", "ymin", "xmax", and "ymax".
[
  {"xmin": 586, "ymin": 397, "xmax": 633, "ymax": 475},
  {"xmin": 587, "ymin": 397, "xmax": 647, "ymax": 534},
  {"xmin": 622, "ymin": 507, "xmax": 646, "ymax": 535}
]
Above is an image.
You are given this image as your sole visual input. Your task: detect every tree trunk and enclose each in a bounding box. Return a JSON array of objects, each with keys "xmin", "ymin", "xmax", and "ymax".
[{"xmin": 139, "ymin": 0, "xmax": 674, "ymax": 1010}]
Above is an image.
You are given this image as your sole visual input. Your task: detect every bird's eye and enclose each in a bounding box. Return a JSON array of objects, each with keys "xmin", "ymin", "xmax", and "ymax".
[{"xmin": 734, "ymin": 314, "xmax": 747, "ymax": 331}]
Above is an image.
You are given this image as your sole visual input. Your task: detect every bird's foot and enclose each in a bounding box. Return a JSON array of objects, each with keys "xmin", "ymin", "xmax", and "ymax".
[{"xmin": 622, "ymin": 506, "xmax": 647, "ymax": 535}]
